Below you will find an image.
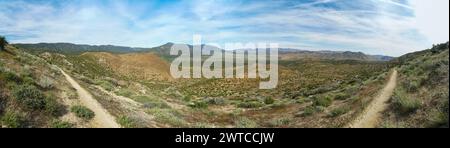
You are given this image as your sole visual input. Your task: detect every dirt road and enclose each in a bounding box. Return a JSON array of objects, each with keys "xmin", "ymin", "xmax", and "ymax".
[
  {"xmin": 59, "ymin": 68, "xmax": 121, "ymax": 128},
  {"xmin": 348, "ymin": 70, "xmax": 398, "ymax": 128}
]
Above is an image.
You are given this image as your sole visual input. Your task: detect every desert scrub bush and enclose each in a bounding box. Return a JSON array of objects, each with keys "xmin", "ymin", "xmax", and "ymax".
[
  {"xmin": 117, "ymin": 115, "xmax": 139, "ymax": 128},
  {"xmin": 192, "ymin": 122, "xmax": 214, "ymax": 128},
  {"xmin": 0, "ymin": 91, "xmax": 6, "ymax": 114},
  {"xmin": 71, "ymin": 105, "xmax": 95, "ymax": 120},
  {"xmin": 391, "ymin": 89, "xmax": 421, "ymax": 114},
  {"xmin": 147, "ymin": 108, "xmax": 186, "ymax": 127},
  {"xmin": 329, "ymin": 106, "xmax": 350, "ymax": 117},
  {"xmin": 206, "ymin": 97, "xmax": 226, "ymax": 105},
  {"xmin": 50, "ymin": 120, "xmax": 73, "ymax": 128},
  {"xmin": 95, "ymin": 80, "xmax": 114, "ymax": 91},
  {"xmin": 115, "ymin": 88, "xmax": 134, "ymax": 98},
  {"xmin": 22, "ymin": 76, "xmax": 35, "ymax": 85},
  {"xmin": 78, "ymin": 76, "xmax": 95, "ymax": 84},
  {"xmin": 237, "ymin": 101, "xmax": 264, "ymax": 108},
  {"xmin": 37, "ymin": 76, "xmax": 54, "ymax": 89},
  {"xmin": 182, "ymin": 94, "xmax": 193, "ymax": 102},
  {"xmin": 0, "ymin": 71, "xmax": 22, "ymax": 84},
  {"xmin": 334, "ymin": 93, "xmax": 350, "ymax": 100},
  {"xmin": 264, "ymin": 97, "xmax": 275, "ymax": 104},
  {"xmin": 427, "ymin": 108, "xmax": 449, "ymax": 128},
  {"xmin": 295, "ymin": 96, "xmax": 308, "ymax": 104},
  {"xmin": 313, "ymin": 95, "xmax": 333, "ymax": 107},
  {"xmin": 0, "ymin": 111, "xmax": 25, "ymax": 128},
  {"xmin": 44, "ymin": 95, "xmax": 64, "ymax": 117},
  {"xmin": 403, "ymin": 80, "xmax": 420, "ymax": 92},
  {"xmin": 133, "ymin": 95, "xmax": 170, "ymax": 109},
  {"xmin": 268, "ymin": 118, "xmax": 291, "ymax": 127},
  {"xmin": 235, "ymin": 117, "xmax": 258, "ymax": 128},
  {"xmin": 302, "ymin": 106, "xmax": 315, "ymax": 117},
  {"xmin": 188, "ymin": 100, "xmax": 208, "ymax": 109},
  {"xmin": 13, "ymin": 84, "xmax": 46, "ymax": 110}
]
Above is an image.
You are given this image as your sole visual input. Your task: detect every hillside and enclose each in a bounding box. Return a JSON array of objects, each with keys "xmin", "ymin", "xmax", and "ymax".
[
  {"xmin": 20, "ymin": 42, "xmax": 391, "ymax": 128},
  {"xmin": 81, "ymin": 52, "xmax": 172, "ymax": 81},
  {"xmin": 0, "ymin": 45, "xmax": 91, "ymax": 127},
  {"xmin": 15, "ymin": 42, "xmax": 393, "ymax": 62},
  {"xmin": 13, "ymin": 43, "xmax": 148, "ymax": 55},
  {"xmin": 381, "ymin": 42, "xmax": 449, "ymax": 128},
  {"xmin": 2, "ymin": 39, "xmax": 447, "ymax": 128},
  {"xmin": 279, "ymin": 49, "xmax": 393, "ymax": 61}
]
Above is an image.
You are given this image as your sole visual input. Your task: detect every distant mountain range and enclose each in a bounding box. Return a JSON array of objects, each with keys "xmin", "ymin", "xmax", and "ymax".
[
  {"xmin": 13, "ymin": 43, "xmax": 148, "ymax": 54},
  {"xmin": 278, "ymin": 48, "xmax": 394, "ymax": 61},
  {"xmin": 13, "ymin": 42, "xmax": 393, "ymax": 61}
]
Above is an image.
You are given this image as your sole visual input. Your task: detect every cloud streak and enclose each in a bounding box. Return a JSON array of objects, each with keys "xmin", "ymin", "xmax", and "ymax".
[{"xmin": 0, "ymin": 0, "xmax": 448, "ymax": 56}]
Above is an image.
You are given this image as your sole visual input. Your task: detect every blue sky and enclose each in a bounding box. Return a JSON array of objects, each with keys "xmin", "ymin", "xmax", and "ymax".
[{"xmin": 0, "ymin": 0, "xmax": 448, "ymax": 56}]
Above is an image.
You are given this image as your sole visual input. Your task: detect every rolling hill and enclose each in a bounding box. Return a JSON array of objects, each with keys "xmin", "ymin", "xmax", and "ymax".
[
  {"xmin": 1, "ymin": 39, "xmax": 447, "ymax": 128},
  {"xmin": 15, "ymin": 42, "xmax": 393, "ymax": 62},
  {"xmin": 13, "ymin": 43, "xmax": 148, "ymax": 55}
]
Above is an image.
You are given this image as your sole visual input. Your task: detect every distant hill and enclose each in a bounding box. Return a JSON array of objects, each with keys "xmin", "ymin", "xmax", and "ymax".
[
  {"xmin": 278, "ymin": 48, "xmax": 393, "ymax": 61},
  {"xmin": 146, "ymin": 43, "xmax": 393, "ymax": 62},
  {"xmin": 13, "ymin": 43, "xmax": 148, "ymax": 55},
  {"xmin": 14, "ymin": 42, "xmax": 393, "ymax": 61}
]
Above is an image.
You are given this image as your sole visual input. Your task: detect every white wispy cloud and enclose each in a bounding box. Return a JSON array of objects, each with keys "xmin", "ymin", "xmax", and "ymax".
[{"xmin": 0, "ymin": 0, "xmax": 448, "ymax": 56}]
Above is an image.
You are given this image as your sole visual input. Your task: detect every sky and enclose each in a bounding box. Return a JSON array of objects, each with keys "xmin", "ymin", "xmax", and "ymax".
[{"xmin": 0, "ymin": 0, "xmax": 448, "ymax": 56}]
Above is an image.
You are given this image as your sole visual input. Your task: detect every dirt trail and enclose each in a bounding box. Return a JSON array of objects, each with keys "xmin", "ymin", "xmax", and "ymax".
[
  {"xmin": 348, "ymin": 70, "xmax": 398, "ymax": 128},
  {"xmin": 59, "ymin": 68, "xmax": 121, "ymax": 128},
  {"xmin": 93, "ymin": 85, "xmax": 160, "ymax": 127}
]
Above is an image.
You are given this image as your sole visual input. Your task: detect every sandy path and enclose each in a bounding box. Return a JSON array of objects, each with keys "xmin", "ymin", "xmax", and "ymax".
[
  {"xmin": 93, "ymin": 85, "xmax": 163, "ymax": 127},
  {"xmin": 59, "ymin": 69, "xmax": 121, "ymax": 128},
  {"xmin": 348, "ymin": 70, "xmax": 398, "ymax": 128}
]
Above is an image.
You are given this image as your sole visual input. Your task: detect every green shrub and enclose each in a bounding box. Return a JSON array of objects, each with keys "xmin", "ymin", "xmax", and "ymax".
[
  {"xmin": 96, "ymin": 80, "xmax": 114, "ymax": 91},
  {"xmin": 117, "ymin": 116, "xmax": 139, "ymax": 128},
  {"xmin": 269, "ymin": 118, "xmax": 291, "ymax": 127},
  {"xmin": 71, "ymin": 105, "xmax": 95, "ymax": 120},
  {"xmin": 147, "ymin": 108, "xmax": 186, "ymax": 127},
  {"xmin": 296, "ymin": 97, "xmax": 308, "ymax": 104},
  {"xmin": 314, "ymin": 106, "xmax": 326, "ymax": 113},
  {"xmin": 37, "ymin": 76, "xmax": 54, "ymax": 89},
  {"xmin": 403, "ymin": 80, "xmax": 420, "ymax": 92},
  {"xmin": 302, "ymin": 106, "xmax": 315, "ymax": 116},
  {"xmin": 189, "ymin": 100, "xmax": 208, "ymax": 109},
  {"xmin": 334, "ymin": 93, "xmax": 350, "ymax": 100},
  {"xmin": 183, "ymin": 95, "xmax": 192, "ymax": 102},
  {"xmin": 206, "ymin": 97, "xmax": 226, "ymax": 105},
  {"xmin": 192, "ymin": 122, "xmax": 214, "ymax": 128},
  {"xmin": 133, "ymin": 95, "xmax": 170, "ymax": 109},
  {"xmin": 50, "ymin": 120, "xmax": 73, "ymax": 128},
  {"xmin": 329, "ymin": 106, "xmax": 350, "ymax": 117},
  {"xmin": 392, "ymin": 89, "xmax": 421, "ymax": 114},
  {"xmin": 44, "ymin": 95, "xmax": 64, "ymax": 117},
  {"xmin": 1, "ymin": 71, "xmax": 22, "ymax": 83},
  {"xmin": 427, "ymin": 109, "xmax": 449, "ymax": 128},
  {"xmin": 22, "ymin": 76, "xmax": 35, "ymax": 85},
  {"xmin": 0, "ymin": 92, "xmax": 6, "ymax": 114},
  {"xmin": 0, "ymin": 111, "xmax": 25, "ymax": 128},
  {"xmin": 264, "ymin": 97, "xmax": 275, "ymax": 104},
  {"xmin": 313, "ymin": 96, "xmax": 333, "ymax": 107},
  {"xmin": 115, "ymin": 88, "xmax": 133, "ymax": 98},
  {"xmin": 13, "ymin": 85, "xmax": 46, "ymax": 110},
  {"xmin": 235, "ymin": 117, "xmax": 258, "ymax": 128},
  {"xmin": 237, "ymin": 101, "xmax": 264, "ymax": 108}
]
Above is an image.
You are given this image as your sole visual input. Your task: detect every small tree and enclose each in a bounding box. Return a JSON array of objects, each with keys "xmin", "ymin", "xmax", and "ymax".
[{"xmin": 0, "ymin": 36, "xmax": 8, "ymax": 51}]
